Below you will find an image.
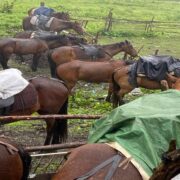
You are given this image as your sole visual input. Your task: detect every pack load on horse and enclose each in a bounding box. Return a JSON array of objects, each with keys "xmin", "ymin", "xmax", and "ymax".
[
  {"xmin": 0, "ymin": 136, "xmax": 31, "ymax": 180},
  {"xmin": 112, "ymin": 55, "xmax": 180, "ymax": 106},
  {"xmin": 22, "ymin": 15, "xmax": 84, "ymax": 34},
  {"xmin": 53, "ymin": 90, "xmax": 180, "ymax": 180},
  {"xmin": 28, "ymin": 2, "xmax": 70, "ymax": 21},
  {"xmin": 0, "ymin": 68, "xmax": 69, "ymax": 145},
  {"xmin": 48, "ymin": 40, "xmax": 138, "ymax": 77},
  {"xmin": 33, "ymin": 2, "xmax": 55, "ymax": 17}
]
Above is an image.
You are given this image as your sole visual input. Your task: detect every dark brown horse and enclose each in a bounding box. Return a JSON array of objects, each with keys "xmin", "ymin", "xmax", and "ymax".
[
  {"xmin": 0, "ymin": 34, "xmax": 87, "ymax": 71},
  {"xmin": 28, "ymin": 8, "xmax": 70, "ymax": 21},
  {"xmin": 48, "ymin": 40, "xmax": 137, "ymax": 77},
  {"xmin": 1, "ymin": 76, "xmax": 69, "ymax": 145},
  {"xmin": 0, "ymin": 136, "xmax": 31, "ymax": 180},
  {"xmin": 111, "ymin": 65, "xmax": 176, "ymax": 107},
  {"xmin": 22, "ymin": 16, "xmax": 84, "ymax": 35},
  {"xmin": 52, "ymin": 143, "xmax": 143, "ymax": 180}
]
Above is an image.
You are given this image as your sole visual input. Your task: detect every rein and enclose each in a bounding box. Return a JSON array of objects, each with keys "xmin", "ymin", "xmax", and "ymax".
[{"xmin": 75, "ymin": 154, "xmax": 122, "ymax": 180}]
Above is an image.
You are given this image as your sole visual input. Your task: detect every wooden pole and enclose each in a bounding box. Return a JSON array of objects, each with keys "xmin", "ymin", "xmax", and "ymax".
[
  {"xmin": 25, "ymin": 141, "xmax": 86, "ymax": 152},
  {"xmin": 0, "ymin": 114, "xmax": 102, "ymax": 125}
]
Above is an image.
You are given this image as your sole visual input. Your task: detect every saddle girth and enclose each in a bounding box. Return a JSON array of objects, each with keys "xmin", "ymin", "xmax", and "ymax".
[{"xmin": 75, "ymin": 154, "xmax": 122, "ymax": 180}]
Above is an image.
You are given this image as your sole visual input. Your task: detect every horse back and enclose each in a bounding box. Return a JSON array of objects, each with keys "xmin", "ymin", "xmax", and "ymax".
[
  {"xmin": 52, "ymin": 144, "xmax": 142, "ymax": 180},
  {"xmin": 29, "ymin": 77, "xmax": 69, "ymax": 112}
]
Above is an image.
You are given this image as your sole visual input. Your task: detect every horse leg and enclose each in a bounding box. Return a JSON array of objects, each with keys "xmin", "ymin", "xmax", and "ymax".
[
  {"xmin": 44, "ymin": 119, "xmax": 56, "ymax": 145},
  {"xmin": 106, "ymin": 83, "xmax": 113, "ymax": 102},
  {"xmin": 52, "ymin": 99, "xmax": 68, "ymax": 144},
  {"xmin": 31, "ymin": 53, "xmax": 41, "ymax": 71},
  {"xmin": 0, "ymin": 54, "xmax": 10, "ymax": 69},
  {"xmin": 48, "ymin": 51, "xmax": 57, "ymax": 78}
]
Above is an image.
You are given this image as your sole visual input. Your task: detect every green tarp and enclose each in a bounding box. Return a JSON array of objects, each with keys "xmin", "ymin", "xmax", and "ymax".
[{"xmin": 88, "ymin": 90, "xmax": 180, "ymax": 176}]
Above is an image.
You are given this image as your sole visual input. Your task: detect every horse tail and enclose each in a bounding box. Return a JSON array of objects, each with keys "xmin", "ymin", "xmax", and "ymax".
[
  {"xmin": 52, "ymin": 98, "xmax": 68, "ymax": 144},
  {"xmin": 47, "ymin": 50, "xmax": 57, "ymax": 78},
  {"xmin": 18, "ymin": 146, "xmax": 32, "ymax": 180},
  {"xmin": 112, "ymin": 70, "xmax": 120, "ymax": 108}
]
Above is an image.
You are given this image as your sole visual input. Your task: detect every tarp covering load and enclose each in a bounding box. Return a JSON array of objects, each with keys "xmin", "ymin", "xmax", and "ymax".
[{"xmin": 88, "ymin": 90, "xmax": 180, "ymax": 176}]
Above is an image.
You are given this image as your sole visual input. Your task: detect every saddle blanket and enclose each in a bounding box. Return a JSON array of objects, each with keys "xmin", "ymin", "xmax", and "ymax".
[{"xmin": 0, "ymin": 68, "xmax": 29, "ymax": 99}]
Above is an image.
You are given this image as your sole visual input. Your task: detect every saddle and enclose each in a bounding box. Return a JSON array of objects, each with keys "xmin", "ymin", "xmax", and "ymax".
[
  {"xmin": 0, "ymin": 84, "xmax": 38, "ymax": 115},
  {"xmin": 136, "ymin": 55, "xmax": 180, "ymax": 81},
  {"xmin": 79, "ymin": 44, "xmax": 104, "ymax": 60}
]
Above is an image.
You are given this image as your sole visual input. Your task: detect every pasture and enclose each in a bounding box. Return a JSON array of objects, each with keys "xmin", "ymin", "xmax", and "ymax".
[{"xmin": 0, "ymin": 0, "xmax": 180, "ymax": 176}]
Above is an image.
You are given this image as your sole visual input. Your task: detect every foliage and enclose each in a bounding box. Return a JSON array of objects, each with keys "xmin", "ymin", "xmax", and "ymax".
[{"xmin": 0, "ymin": 0, "xmax": 16, "ymax": 13}]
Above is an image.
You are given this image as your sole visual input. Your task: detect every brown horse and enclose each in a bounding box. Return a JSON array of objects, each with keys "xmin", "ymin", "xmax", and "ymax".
[
  {"xmin": 0, "ymin": 34, "xmax": 87, "ymax": 71},
  {"xmin": 48, "ymin": 40, "xmax": 137, "ymax": 77},
  {"xmin": 52, "ymin": 143, "xmax": 142, "ymax": 180},
  {"xmin": 0, "ymin": 136, "xmax": 31, "ymax": 180},
  {"xmin": 22, "ymin": 16, "xmax": 84, "ymax": 35},
  {"xmin": 56, "ymin": 60, "xmax": 134, "ymax": 102},
  {"xmin": 111, "ymin": 65, "xmax": 176, "ymax": 107},
  {"xmin": 1, "ymin": 76, "xmax": 69, "ymax": 145},
  {"xmin": 28, "ymin": 8, "xmax": 70, "ymax": 21},
  {"xmin": 52, "ymin": 142, "xmax": 180, "ymax": 180}
]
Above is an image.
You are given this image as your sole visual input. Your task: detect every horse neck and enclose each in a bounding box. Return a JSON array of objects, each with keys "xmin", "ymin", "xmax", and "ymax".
[
  {"xmin": 101, "ymin": 42, "xmax": 125, "ymax": 57},
  {"xmin": 55, "ymin": 20, "xmax": 73, "ymax": 32}
]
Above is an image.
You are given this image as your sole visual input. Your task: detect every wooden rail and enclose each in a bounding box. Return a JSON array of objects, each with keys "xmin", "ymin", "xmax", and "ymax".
[
  {"xmin": 25, "ymin": 141, "xmax": 86, "ymax": 152},
  {"xmin": 0, "ymin": 114, "xmax": 102, "ymax": 124}
]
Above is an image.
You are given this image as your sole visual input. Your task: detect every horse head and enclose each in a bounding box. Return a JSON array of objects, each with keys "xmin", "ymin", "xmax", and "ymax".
[
  {"xmin": 166, "ymin": 73, "xmax": 180, "ymax": 90},
  {"xmin": 73, "ymin": 21, "xmax": 84, "ymax": 35},
  {"xmin": 121, "ymin": 40, "xmax": 138, "ymax": 58}
]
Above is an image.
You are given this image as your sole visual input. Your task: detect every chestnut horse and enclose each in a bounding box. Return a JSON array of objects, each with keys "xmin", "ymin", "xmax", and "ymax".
[
  {"xmin": 1, "ymin": 76, "xmax": 69, "ymax": 145},
  {"xmin": 48, "ymin": 40, "xmax": 137, "ymax": 77},
  {"xmin": 52, "ymin": 144, "xmax": 142, "ymax": 180},
  {"xmin": 51, "ymin": 142, "xmax": 180, "ymax": 180},
  {"xmin": 22, "ymin": 16, "xmax": 84, "ymax": 35},
  {"xmin": 56, "ymin": 60, "xmax": 134, "ymax": 101},
  {"xmin": 111, "ymin": 65, "xmax": 177, "ymax": 107},
  {"xmin": 0, "ymin": 136, "xmax": 31, "ymax": 180}
]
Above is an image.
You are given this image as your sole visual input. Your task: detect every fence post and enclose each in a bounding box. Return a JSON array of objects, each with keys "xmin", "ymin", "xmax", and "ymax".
[{"xmin": 104, "ymin": 9, "xmax": 113, "ymax": 31}]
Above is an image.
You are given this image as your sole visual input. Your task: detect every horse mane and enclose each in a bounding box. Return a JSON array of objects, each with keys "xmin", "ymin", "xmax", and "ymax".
[
  {"xmin": 124, "ymin": 59, "xmax": 136, "ymax": 65},
  {"xmin": 37, "ymin": 34, "xmax": 66, "ymax": 41}
]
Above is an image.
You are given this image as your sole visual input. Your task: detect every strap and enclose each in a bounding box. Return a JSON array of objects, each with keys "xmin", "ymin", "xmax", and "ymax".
[
  {"xmin": 0, "ymin": 140, "xmax": 18, "ymax": 154},
  {"xmin": 75, "ymin": 154, "xmax": 122, "ymax": 180}
]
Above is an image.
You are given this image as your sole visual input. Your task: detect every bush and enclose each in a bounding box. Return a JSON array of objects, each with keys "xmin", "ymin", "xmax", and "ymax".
[{"xmin": 0, "ymin": 0, "xmax": 16, "ymax": 13}]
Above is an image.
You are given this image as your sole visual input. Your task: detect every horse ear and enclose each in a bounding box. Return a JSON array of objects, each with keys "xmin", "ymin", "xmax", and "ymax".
[
  {"xmin": 167, "ymin": 139, "xmax": 176, "ymax": 153},
  {"xmin": 166, "ymin": 73, "xmax": 177, "ymax": 83},
  {"xmin": 125, "ymin": 40, "xmax": 129, "ymax": 44}
]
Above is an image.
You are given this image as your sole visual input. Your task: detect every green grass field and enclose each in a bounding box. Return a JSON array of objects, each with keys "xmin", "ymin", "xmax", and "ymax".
[{"xmin": 0, "ymin": 0, "xmax": 180, "ymax": 57}]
